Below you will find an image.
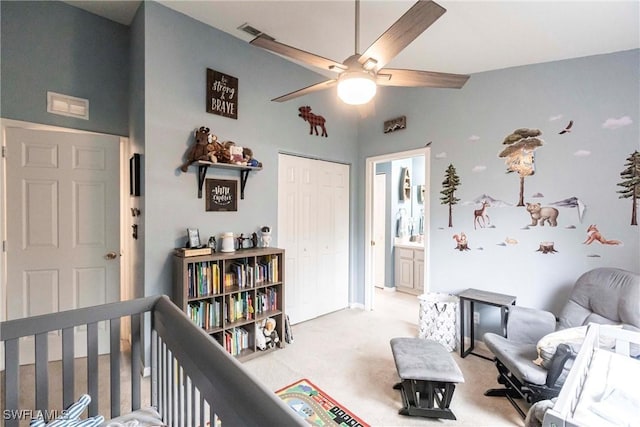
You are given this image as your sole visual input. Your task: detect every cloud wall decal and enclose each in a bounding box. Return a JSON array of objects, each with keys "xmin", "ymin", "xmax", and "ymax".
[{"xmin": 602, "ymin": 116, "xmax": 632, "ymax": 129}]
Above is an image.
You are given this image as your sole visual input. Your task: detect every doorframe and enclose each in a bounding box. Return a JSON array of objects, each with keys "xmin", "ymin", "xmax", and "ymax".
[
  {"xmin": 364, "ymin": 147, "xmax": 430, "ymax": 311},
  {"xmin": 0, "ymin": 119, "xmax": 130, "ymax": 326}
]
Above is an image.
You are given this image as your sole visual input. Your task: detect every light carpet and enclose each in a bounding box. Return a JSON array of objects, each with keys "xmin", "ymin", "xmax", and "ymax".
[{"xmin": 244, "ymin": 289, "xmax": 524, "ymax": 426}]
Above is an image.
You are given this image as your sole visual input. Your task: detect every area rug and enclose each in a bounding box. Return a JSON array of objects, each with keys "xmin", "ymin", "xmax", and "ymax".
[{"xmin": 276, "ymin": 378, "xmax": 370, "ymax": 427}]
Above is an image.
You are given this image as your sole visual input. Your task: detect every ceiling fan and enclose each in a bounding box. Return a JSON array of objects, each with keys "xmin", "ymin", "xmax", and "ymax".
[{"xmin": 250, "ymin": 0, "xmax": 470, "ymax": 105}]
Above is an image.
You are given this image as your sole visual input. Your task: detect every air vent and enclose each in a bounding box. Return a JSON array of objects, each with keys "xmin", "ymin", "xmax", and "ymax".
[
  {"xmin": 237, "ymin": 23, "xmax": 275, "ymax": 41},
  {"xmin": 47, "ymin": 91, "xmax": 89, "ymax": 120}
]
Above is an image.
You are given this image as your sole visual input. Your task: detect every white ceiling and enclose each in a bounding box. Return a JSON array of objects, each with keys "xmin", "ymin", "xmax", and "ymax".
[{"xmin": 66, "ymin": 0, "xmax": 639, "ymax": 75}]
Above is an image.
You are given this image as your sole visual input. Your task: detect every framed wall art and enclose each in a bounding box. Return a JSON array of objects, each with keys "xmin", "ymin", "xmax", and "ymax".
[
  {"xmin": 206, "ymin": 178, "xmax": 238, "ymax": 212},
  {"xmin": 206, "ymin": 68, "xmax": 238, "ymax": 120}
]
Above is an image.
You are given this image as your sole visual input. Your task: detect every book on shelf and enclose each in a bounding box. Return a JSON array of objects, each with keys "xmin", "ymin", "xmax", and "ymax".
[{"xmin": 175, "ymin": 247, "xmax": 212, "ymax": 257}]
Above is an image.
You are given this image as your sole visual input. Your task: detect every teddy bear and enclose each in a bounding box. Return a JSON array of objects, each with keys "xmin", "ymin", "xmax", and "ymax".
[
  {"xmin": 243, "ymin": 147, "xmax": 263, "ymax": 168},
  {"xmin": 180, "ymin": 126, "xmax": 215, "ymax": 172}
]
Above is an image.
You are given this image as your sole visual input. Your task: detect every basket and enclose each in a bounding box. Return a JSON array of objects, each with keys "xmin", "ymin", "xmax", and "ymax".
[{"xmin": 418, "ymin": 293, "xmax": 459, "ymax": 352}]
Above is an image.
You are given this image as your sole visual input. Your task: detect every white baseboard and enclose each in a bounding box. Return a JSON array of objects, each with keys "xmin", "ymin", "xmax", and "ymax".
[
  {"xmin": 383, "ymin": 286, "xmax": 397, "ymax": 292},
  {"xmin": 350, "ymin": 302, "xmax": 365, "ymax": 310}
]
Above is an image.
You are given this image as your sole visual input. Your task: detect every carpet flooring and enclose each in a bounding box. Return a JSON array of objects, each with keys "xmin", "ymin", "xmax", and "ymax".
[{"xmin": 244, "ymin": 288, "xmax": 524, "ymax": 426}]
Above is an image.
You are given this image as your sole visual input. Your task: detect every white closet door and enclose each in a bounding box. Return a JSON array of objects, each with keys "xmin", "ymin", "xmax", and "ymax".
[
  {"xmin": 317, "ymin": 162, "xmax": 349, "ymax": 314},
  {"xmin": 278, "ymin": 154, "xmax": 349, "ymax": 324}
]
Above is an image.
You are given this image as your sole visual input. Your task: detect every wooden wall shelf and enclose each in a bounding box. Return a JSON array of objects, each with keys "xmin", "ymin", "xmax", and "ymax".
[{"xmin": 195, "ymin": 161, "xmax": 262, "ymax": 199}]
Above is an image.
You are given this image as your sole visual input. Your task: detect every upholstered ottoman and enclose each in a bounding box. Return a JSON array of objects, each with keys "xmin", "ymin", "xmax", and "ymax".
[{"xmin": 390, "ymin": 337, "xmax": 465, "ymax": 420}]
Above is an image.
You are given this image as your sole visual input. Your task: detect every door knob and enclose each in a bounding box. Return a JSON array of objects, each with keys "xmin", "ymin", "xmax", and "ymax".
[{"xmin": 105, "ymin": 251, "xmax": 119, "ymax": 260}]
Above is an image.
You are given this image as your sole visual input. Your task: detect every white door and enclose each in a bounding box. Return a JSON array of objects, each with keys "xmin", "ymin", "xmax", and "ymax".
[
  {"xmin": 373, "ymin": 174, "xmax": 386, "ymax": 288},
  {"xmin": 6, "ymin": 128, "xmax": 121, "ymax": 362},
  {"xmin": 317, "ymin": 161, "xmax": 349, "ymax": 314},
  {"xmin": 278, "ymin": 154, "xmax": 349, "ymax": 324}
]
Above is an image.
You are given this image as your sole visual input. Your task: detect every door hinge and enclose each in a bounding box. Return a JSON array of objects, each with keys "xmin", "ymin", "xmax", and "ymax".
[
  {"xmin": 2, "ymin": 241, "xmax": 6, "ymax": 252},
  {"xmin": 2, "ymin": 146, "xmax": 5, "ymax": 158}
]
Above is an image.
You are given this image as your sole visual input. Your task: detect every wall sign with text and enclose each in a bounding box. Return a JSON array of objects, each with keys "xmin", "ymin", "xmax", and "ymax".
[
  {"xmin": 207, "ymin": 68, "xmax": 238, "ymax": 119},
  {"xmin": 205, "ymin": 178, "xmax": 238, "ymax": 211}
]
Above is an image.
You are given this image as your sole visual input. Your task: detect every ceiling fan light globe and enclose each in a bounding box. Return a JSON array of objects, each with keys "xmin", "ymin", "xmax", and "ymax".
[{"xmin": 337, "ymin": 72, "xmax": 377, "ymax": 105}]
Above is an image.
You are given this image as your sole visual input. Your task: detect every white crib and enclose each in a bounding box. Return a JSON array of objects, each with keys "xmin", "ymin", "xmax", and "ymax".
[{"xmin": 542, "ymin": 323, "xmax": 640, "ymax": 427}]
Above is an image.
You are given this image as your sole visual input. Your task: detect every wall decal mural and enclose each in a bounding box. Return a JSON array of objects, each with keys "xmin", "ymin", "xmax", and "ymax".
[
  {"xmin": 602, "ymin": 116, "xmax": 633, "ymax": 130},
  {"xmin": 452, "ymin": 232, "xmax": 470, "ymax": 251},
  {"xmin": 440, "ymin": 164, "xmax": 461, "ymax": 227},
  {"xmin": 558, "ymin": 120, "xmax": 574, "ymax": 135},
  {"xmin": 498, "ymin": 128, "xmax": 544, "ymax": 206},
  {"xmin": 536, "ymin": 242, "xmax": 558, "ymax": 254},
  {"xmin": 574, "ymin": 150, "xmax": 591, "ymax": 157},
  {"xmin": 617, "ymin": 150, "xmax": 640, "ymax": 226},
  {"xmin": 435, "ymin": 152, "xmax": 447, "ymax": 159},
  {"xmin": 525, "ymin": 202, "xmax": 559, "ymax": 227},
  {"xmin": 298, "ymin": 106, "xmax": 328, "ymax": 137},
  {"xmin": 550, "ymin": 196, "xmax": 587, "ymax": 222},
  {"xmin": 583, "ymin": 224, "xmax": 622, "ymax": 245},
  {"xmin": 473, "ymin": 201, "xmax": 490, "ymax": 229}
]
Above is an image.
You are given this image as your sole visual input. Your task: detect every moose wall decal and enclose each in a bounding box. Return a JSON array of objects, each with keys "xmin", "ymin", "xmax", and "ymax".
[{"xmin": 298, "ymin": 106, "xmax": 328, "ymax": 137}]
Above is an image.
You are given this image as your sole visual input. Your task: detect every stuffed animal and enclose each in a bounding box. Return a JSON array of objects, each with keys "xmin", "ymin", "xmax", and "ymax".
[
  {"xmin": 255, "ymin": 318, "xmax": 279, "ymax": 350},
  {"xmin": 243, "ymin": 148, "xmax": 263, "ymax": 167},
  {"xmin": 206, "ymin": 138, "xmax": 226, "ymax": 163},
  {"xmin": 180, "ymin": 126, "xmax": 215, "ymax": 172},
  {"xmin": 263, "ymin": 317, "xmax": 280, "ymax": 349}
]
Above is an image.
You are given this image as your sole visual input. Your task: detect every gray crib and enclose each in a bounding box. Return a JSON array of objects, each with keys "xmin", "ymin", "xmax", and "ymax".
[{"xmin": 1, "ymin": 295, "xmax": 304, "ymax": 426}]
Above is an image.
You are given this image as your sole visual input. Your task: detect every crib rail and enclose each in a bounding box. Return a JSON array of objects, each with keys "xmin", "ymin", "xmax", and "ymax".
[
  {"xmin": 542, "ymin": 324, "xmax": 640, "ymax": 427},
  {"xmin": 1, "ymin": 295, "xmax": 303, "ymax": 427}
]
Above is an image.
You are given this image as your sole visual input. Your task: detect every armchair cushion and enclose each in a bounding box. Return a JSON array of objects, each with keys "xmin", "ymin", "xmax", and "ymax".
[
  {"xmin": 484, "ymin": 333, "xmax": 548, "ymax": 385},
  {"xmin": 506, "ymin": 306, "xmax": 556, "ymax": 344}
]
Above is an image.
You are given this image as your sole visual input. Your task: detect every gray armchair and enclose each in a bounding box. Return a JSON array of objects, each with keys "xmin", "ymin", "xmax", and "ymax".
[{"xmin": 483, "ymin": 267, "xmax": 640, "ymax": 418}]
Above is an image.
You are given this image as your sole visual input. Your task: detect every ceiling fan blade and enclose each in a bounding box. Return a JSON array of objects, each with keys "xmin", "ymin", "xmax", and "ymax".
[
  {"xmin": 251, "ymin": 35, "xmax": 346, "ymax": 72},
  {"xmin": 377, "ymin": 68, "xmax": 469, "ymax": 88},
  {"xmin": 359, "ymin": 0, "xmax": 446, "ymax": 71},
  {"xmin": 271, "ymin": 80, "xmax": 337, "ymax": 102}
]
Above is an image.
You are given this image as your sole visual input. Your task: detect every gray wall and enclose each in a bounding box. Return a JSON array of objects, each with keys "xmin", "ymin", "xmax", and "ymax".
[
  {"xmin": 1, "ymin": 1, "xmax": 129, "ymax": 136},
  {"xmin": 356, "ymin": 50, "xmax": 640, "ymax": 333},
  {"xmin": 139, "ymin": 2, "xmax": 359, "ymax": 298}
]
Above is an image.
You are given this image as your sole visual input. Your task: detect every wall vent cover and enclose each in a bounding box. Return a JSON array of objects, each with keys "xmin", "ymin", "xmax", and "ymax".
[{"xmin": 47, "ymin": 91, "xmax": 89, "ymax": 120}]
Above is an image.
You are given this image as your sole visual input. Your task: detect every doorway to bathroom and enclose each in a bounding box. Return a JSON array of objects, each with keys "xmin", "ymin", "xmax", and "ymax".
[{"xmin": 364, "ymin": 147, "xmax": 430, "ymax": 311}]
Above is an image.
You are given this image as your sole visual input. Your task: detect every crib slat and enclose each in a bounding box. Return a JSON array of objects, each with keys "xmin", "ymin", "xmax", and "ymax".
[
  {"xmin": 169, "ymin": 351, "xmax": 174, "ymax": 426},
  {"xmin": 199, "ymin": 394, "xmax": 205, "ymax": 427},
  {"xmin": 35, "ymin": 332, "xmax": 49, "ymax": 411},
  {"xmin": 178, "ymin": 366, "xmax": 184, "ymax": 427},
  {"xmin": 160, "ymin": 340, "xmax": 166, "ymax": 421},
  {"xmin": 131, "ymin": 313, "xmax": 141, "ymax": 410},
  {"xmin": 151, "ymin": 328, "xmax": 158, "ymax": 410},
  {"xmin": 62, "ymin": 327, "xmax": 75, "ymax": 409},
  {"xmin": 110, "ymin": 317, "xmax": 121, "ymax": 418},
  {"xmin": 87, "ymin": 322, "xmax": 99, "ymax": 416},
  {"xmin": 4, "ymin": 338, "xmax": 20, "ymax": 427},
  {"xmin": 191, "ymin": 380, "xmax": 196, "ymax": 427}
]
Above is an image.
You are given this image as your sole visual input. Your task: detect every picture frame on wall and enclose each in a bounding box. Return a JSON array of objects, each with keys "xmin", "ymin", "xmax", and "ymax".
[
  {"xmin": 206, "ymin": 178, "xmax": 238, "ymax": 212},
  {"xmin": 187, "ymin": 228, "xmax": 201, "ymax": 248}
]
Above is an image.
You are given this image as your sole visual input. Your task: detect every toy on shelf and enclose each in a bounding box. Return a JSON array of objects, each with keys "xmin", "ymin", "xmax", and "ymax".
[
  {"xmin": 260, "ymin": 226, "xmax": 272, "ymax": 247},
  {"xmin": 181, "ymin": 126, "xmax": 216, "ymax": 172}
]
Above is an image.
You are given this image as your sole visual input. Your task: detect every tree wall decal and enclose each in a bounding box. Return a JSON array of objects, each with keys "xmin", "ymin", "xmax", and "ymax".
[
  {"xmin": 498, "ymin": 128, "xmax": 544, "ymax": 207},
  {"xmin": 617, "ymin": 150, "xmax": 640, "ymax": 226},
  {"xmin": 440, "ymin": 164, "xmax": 461, "ymax": 227}
]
